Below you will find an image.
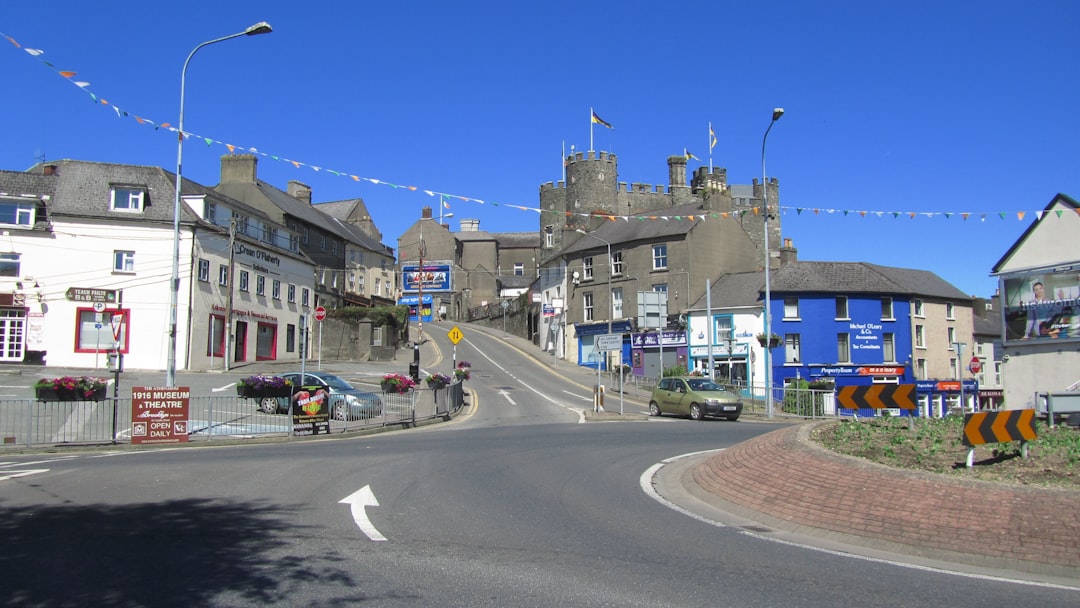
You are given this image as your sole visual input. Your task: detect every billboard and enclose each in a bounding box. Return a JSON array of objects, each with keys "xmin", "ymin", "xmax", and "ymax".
[
  {"xmin": 1001, "ymin": 268, "xmax": 1080, "ymax": 344},
  {"xmin": 401, "ymin": 262, "xmax": 452, "ymax": 293}
]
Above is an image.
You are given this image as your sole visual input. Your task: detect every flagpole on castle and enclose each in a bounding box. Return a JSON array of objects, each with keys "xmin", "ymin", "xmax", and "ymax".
[
  {"xmin": 708, "ymin": 121, "xmax": 713, "ymax": 172},
  {"xmin": 589, "ymin": 107, "xmax": 594, "ymax": 153}
]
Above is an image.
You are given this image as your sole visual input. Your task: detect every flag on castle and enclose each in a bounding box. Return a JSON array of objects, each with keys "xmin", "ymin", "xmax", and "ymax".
[
  {"xmin": 684, "ymin": 148, "xmax": 700, "ymax": 161},
  {"xmin": 591, "ymin": 110, "xmax": 613, "ymax": 129},
  {"xmin": 709, "ymin": 124, "xmax": 717, "ymax": 151}
]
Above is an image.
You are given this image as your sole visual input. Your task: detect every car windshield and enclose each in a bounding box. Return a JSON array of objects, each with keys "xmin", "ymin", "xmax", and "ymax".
[
  {"xmin": 316, "ymin": 374, "xmax": 354, "ymax": 391},
  {"xmin": 686, "ymin": 379, "xmax": 724, "ymax": 392}
]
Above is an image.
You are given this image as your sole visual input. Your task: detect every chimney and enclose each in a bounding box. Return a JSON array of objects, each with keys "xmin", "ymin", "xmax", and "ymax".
[
  {"xmin": 460, "ymin": 219, "xmax": 480, "ymax": 232},
  {"xmin": 667, "ymin": 155, "xmax": 688, "ymax": 189},
  {"xmin": 42, "ymin": 164, "xmax": 58, "ymax": 176},
  {"xmin": 287, "ymin": 181, "xmax": 312, "ymax": 204},
  {"xmin": 779, "ymin": 237, "xmax": 798, "ymax": 266},
  {"xmin": 421, "ymin": 206, "xmax": 433, "ymax": 219},
  {"xmin": 220, "ymin": 154, "xmax": 258, "ymax": 184}
]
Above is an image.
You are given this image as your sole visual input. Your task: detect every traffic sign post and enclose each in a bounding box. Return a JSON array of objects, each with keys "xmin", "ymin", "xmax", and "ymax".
[
  {"xmin": 314, "ymin": 306, "xmax": 326, "ymax": 370},
  {"xmin": 968, "ymin": 356, "xmax": 982, "ymax": 375},
  {"xmin": 448, "ymin": 326, "xmax": 463, "ymax": 368}
]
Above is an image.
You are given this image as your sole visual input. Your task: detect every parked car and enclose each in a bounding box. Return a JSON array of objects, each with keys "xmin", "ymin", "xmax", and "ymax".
[
  {"xmin": 649, "ymin": 376, "xmax": 742, "ymax": 421},
  {"xmin": 258, "ymin": 372, "xmax": 383, "ymax": 421}
]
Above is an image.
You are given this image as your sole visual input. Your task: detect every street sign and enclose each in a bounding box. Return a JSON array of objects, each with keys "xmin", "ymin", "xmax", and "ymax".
[
  {"xmin": 837, "ymin": 384, "xmax": 917, "ymax": 410},
  {"xmin": 962, "ymin": 410, "xmax": 1036, "ymax": 446},
  {"xmin": 65, "ymin": 287, "xmax": 117, "ymax": 303},
  {"xmin": 595, "ymin": 333, "xmax": 621, "ymax": 351},
  {"xmin": 314, "ymin": 306, "xmax": 327, "ymax": 321},
  {"xmin": 111, "ymin": 313, "xmax": 124, "ymax": 341},
  {"xmin": 448, "ymin": 326, "xmax": 463, "ymax": 345},
  {"xmin": 968, "ymin": 356, "xmax": 982, "ymax": 374},
  {"xmin": 92, "ymin": 302, "xmax": 106, "ymax": 312}
]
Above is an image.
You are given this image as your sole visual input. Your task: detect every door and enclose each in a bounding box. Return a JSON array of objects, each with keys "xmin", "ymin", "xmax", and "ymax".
[
  {"xmin": 0, "ymin": 309, "xmax": 26, "ymax": 362},
  {"xmin": 233, "ymin": 320, "xmax": 248, "ymax": 363}
]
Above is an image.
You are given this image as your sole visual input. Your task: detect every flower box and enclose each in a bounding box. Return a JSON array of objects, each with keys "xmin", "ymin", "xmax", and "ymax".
[
  {"xmin": 757, "ymin": 334, "xmax": 783, "ymax": 348},
  {"xmin": 380, "ymin": 373, "xmax": 416, "ymax": 394},
  {"xmin": 236, "ymin": 375, "xmax": 293, "ymax": 398},
  {"xmin": 34, "ymin": 377, "xmax": 109, "ymax": 402}
]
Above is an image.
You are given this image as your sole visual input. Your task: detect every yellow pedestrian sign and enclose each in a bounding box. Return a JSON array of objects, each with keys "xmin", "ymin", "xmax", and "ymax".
[{"xmin": 448, "ymin": 326, "xmax": 463, "ymax": 345}]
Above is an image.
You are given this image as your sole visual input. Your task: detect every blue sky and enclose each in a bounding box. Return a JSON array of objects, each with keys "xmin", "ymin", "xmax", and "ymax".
[{"xmin": 3, "ymin": 1, "xmax": 1077, "ymax": 298}]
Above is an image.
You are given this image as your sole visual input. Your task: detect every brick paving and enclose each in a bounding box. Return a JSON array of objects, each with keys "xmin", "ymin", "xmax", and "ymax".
[{"xmin": 691, "ymin": 423, "xmax": 1080, "ymax": 576}]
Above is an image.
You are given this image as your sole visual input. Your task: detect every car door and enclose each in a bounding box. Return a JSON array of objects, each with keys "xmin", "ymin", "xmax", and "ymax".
[{"xmin": 668, "ymin": 378, "xmax": 690, "ymax": 415}]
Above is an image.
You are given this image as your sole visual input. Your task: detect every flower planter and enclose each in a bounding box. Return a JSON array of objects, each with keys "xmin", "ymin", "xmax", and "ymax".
[
  {"xmin": 236, "ymin": 385, "xmax": 292, "ymax": 399},
  {"xmin": 757, "ymin": 336, "xmax": 782, "ymax": 348},
  {"xmin": 36, "ymin": 386, "xmax": 107, "ymax": 402}
]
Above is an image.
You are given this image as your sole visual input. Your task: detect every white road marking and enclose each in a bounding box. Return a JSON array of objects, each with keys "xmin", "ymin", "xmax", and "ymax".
[
  {"xmin": 0, "ymin": 469, "xmax": 49, "ymax": 482},
  {"xmin": 466, "ymin": 337, "xmax": 586, "ymax": 422},
  {"xmin": 498, "ymin": 390, "xmax": 517, "ymax": 406},
  {"xmin": 339, "ymin": 485, "xmax": 387, "ymax": 542}
]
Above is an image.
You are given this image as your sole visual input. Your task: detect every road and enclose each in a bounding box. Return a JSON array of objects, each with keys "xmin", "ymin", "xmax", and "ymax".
[{"xmin": 1, "ymin": 325, "xmax": 1076, "ymax": 606}]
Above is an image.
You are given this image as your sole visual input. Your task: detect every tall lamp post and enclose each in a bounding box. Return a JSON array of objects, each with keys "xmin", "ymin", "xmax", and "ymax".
[
  {"xmin": 761, "ymin": 107, "xmax": 784, "ymax": 418},
  {"xmin": 167, "ymin": 22, "xmax": 272, "ymax": 387},
  {"xmin": 576, "ymin": 229, "xmax": 617, "ymax": 412}
]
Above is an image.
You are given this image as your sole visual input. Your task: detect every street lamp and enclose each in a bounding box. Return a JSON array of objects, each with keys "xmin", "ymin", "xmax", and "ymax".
[
  {"xmin": 576, "ymin": 228, "xmax": 618, "ymax": 413},
  {"xmin": 167, "ymin": 22, "xmax": 272, "ymax": 387},
  {"xmin": 761, "ymin": 107, "xmax": 783, "ymax": 418}
]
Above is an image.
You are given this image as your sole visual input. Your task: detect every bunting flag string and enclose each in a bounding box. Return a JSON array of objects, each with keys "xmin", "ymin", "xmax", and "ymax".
[{"xmin": 4, "ymin": 30, "xmax": 1075, "ymax": 226}]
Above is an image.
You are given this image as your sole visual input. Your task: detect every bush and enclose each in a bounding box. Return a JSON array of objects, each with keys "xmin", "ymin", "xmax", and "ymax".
[{"xmin": 662, "ymin": 365, "xmax": 688, "ymax": 378}]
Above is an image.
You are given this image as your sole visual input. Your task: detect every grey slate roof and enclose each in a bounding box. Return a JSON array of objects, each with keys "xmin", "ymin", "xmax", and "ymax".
[
  {"xmin": 561, "ymin": 201, "xmax": 705, "ymax": 255},
  {"xmin": 691, "ymin": 260, "xmax": 970, "ymax": 311},
  {"xmin": 495, "ymin": 232, "xmax": 541, "ymax": 248},
  {"xmin": 215, "ymin": 179, "xmax": 361, "ymax": 246}
]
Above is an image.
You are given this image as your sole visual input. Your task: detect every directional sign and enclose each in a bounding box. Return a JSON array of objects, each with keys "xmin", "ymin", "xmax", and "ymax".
[
  {"xmin": 448, "ymin": 326, "xmax": 463, "ymax": 345},
  {"xmin": 837, "ymin": 384, "xmax": 917, "ymax": 410},
  {"xmin": 595, "ymin": 333, "xmax": 621, "ymax": 351},
  {"xmin": 963, "ymin": 410, "xmax": 1037, "ymax": 446},
  {"xmin": 65, "ymin": 287, "xmax": 117, "ymax": 303}
]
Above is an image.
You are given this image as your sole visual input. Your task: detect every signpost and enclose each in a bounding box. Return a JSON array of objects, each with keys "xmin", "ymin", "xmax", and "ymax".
[
  {"xmin": 65, "ymin": 287, "xmax": 118, "ymax": 303},
  {"xmin": 314, "ymin": 306, "xmax": 326, "ymax": 369},
  {"xmin": 448, "ymin": 326, "xmax": 463, "ymax": 368}
]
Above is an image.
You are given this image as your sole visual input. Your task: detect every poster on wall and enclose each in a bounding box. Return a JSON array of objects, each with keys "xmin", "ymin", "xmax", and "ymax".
[
  {"xmin": 1001, "ymin": 268, "xmax": 1080, "ymax": 343},
  {"xmin": 401, "ymin": 263, "xmax": 452, "ymax": 293}
]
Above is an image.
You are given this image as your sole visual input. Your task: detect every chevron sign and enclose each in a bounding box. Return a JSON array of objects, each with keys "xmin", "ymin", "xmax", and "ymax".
[
  {"xmin": 962, "ymin": 410, "xmax": 1037, "ymax": 447},
  {"xmin": 836, "ymin": 384, "xmax": 917, "ymax": 410}
]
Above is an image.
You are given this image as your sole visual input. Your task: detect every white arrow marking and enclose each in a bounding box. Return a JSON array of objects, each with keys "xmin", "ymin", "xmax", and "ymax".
[
  {"xmin": 338, "ymin": 485, "xmax": 387, "ymax": 541},
  {"xmin": 498, "ymin": 390, "xmax": 517, "ymax": 406},
  {"xmin": 0, "ymin": 469, "xmax": 49, "ymax": 482}
]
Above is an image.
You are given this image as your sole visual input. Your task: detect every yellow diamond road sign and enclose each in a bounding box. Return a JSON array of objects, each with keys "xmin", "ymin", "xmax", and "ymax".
[{"xmin": 448, "ymin": 326, "xmax": 463, "ymax": 345}]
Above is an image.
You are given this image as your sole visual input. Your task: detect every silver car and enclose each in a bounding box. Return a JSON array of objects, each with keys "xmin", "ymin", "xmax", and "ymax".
[{"xmin": 259, "ymin": 372, "xmax": 383, "ymax": 421}]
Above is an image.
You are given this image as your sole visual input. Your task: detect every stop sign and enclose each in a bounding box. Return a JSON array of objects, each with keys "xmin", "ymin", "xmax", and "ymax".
[
  {"xmin": 968, "ymin": 356, "xmax": 982, "ymax": 374},
  {"xmin": 314, "ymin": 306, "xmax": 327, "ymax": 321}
]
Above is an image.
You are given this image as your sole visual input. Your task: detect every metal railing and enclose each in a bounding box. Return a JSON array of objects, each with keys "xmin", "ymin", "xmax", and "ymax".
[{"xmin": 0, "ymin": 382, "xmax": 468, "ymax": 450}]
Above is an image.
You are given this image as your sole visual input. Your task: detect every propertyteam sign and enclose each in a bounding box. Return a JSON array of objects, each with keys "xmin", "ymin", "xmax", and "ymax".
[
  {"xmin": 130, "ymin": 386, "xmax": 190, "ymax": 445},
  {"xmin": 401, "ymin": 262, "xmax": 452, "ymax": 293},
  {"xmin": 1001, "ymin": 268, "xmax": 1080, "ymax": 344}
]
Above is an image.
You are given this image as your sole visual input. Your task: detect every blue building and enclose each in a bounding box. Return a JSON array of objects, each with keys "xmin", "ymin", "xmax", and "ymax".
[{"xmin": 767, "ymin": 261, "xmax": 975, "ymax": 415}]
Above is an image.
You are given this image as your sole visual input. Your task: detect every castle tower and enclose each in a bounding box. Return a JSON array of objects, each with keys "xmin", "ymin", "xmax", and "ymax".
[{"xmin": 539, "ymin": 151, "xmax": 618, "ymax": 258}]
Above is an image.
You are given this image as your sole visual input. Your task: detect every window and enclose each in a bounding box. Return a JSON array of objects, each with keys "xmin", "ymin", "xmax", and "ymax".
[
  {"xmin": 946, "ymin": 302, "xmax": 955, "ymax": 320},
  {"xmin": 238, "ymin": 270, "xmax": 250, "ymax": 292},
  {"xmin": 288, "ymin": 284, "xmax": 296, "ymax": 303},
  {"xmin": 653, "ymin": 284, "xmax": 667, "ymax": 294},
  {"xmin": 357, "ymin": 275, "xmax": 365, "ymax": 295},
  {"xmin": 715, "ymin": 316, "xmax": 733, "ymax": 347},
  {"xmin": 286, "ymin": 324, "xmax": 295, "ymax": 353},
  {"xmin": 612, "ymin": 288, "xmax": 623, "ymax": 319},
  {"xmin": 256, "ymin": 275, "xmax": 265, "ymax": 296},
  {"xmin": 320, "ymin": 234, "xmax": 327, "ymax": 252},
  {"xmin": 784, "ymin": 297, "xmax": 799, "ymax": 319},
  {"xmin": 113, "ymin": 250, "xmax": 135, "ymax": 273},
  {"xmin": 915, "ymin": 324, "xmax": 925, "ymax": 348},
  {"xmin": 514, "ymin": 263, "xmax": 524, "ymax": 276},
  {"xmin": 652, "ymin": 244, "xmax": 668, "ymax": 270},
  {"xmin": 301, "ymin": 288, "xmax": 310, "ymax": 307},
  {"xmin": 785, "ymin": 334, "xmax": 801, "ymax": 363},
  {"xmin": 0, "ymin": 199, "xmax": 35, "ymax": 226},
  {"xmin": 835, "ymin": 296, "xmax": 848, "ymax": 319},
  {"xmin": 913, "ymin": 299, "xmax": 924, "ymax": 317},
  {"xmin": 385, "ymin": 281, "xmax": 392, "ymax": 297},
  {"xmin": 0, "ymin": 253, "xmax": 20, "ymax": 277},
  {"xmin": 950, "ymin": 357, "xmax": 959, "ymax": 378},
  {"xmin": 881, "ymin": 297, "xmax": 894, "ymax": 320},
  {"xmin": 110, "ymin": 187, "xmax": 144, "ymax": 212},
  {"xmin": 837, "ymin": 333, "xmax": 850, "ymax": 362},
  {"xmin": 611, "ymin": 251, "xmax": 623, "ymax": 276},
  {"xmin": 583, "ymin": 292, "xmax": 594, "ymax": 321},
  {"xmin": 272, "ymin": 279, "xmax": 281, "ymax": 300},
  {"xmin": 197, "ymin": 259, "xmax": 210, "ymax": 282},
  {"xmin": 883, "ymin": 332, "xmax": 895, "ymax": 362},
  {"xmin": 947, "ymin": 327, "xmax": 956, "ymax": 346},
  {"xmin": 544, "ymin": 226, "xmax": 554, "ymax": 249},
  {"xmin": 583, "ymin": 256, "xmax": 594, "ymax": 280},
  {"xmin": 218, "ymin": 265, "xmax": 229, "ymax": 287},
  {"xmin": 302, "ymin": 226, "xmax": 309, "ymax": 245},
  {"xmin": 331, "ymin": 240, "xmax": 338, "ymax": 255},
  {"xmin": 374, "ymin": 278, "xmax": 381, "ymax": 295},
  {"xmin": 916, "ymin": 358, "xmax": 927, "ymax": 380}
]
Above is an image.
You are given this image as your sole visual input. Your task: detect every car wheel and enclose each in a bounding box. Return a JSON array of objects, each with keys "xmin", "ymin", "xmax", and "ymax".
[
  {"xmin": 649, "ymin": 401, "xmax": 661, "ymax": 417},
  {"xmin": 332, "ymin": 400, "xmax": 348, "ymax": 421},
  {"xmin": 689, "ymin": 403, "xmax": 703, "ymax": 421},
  {"xmin": 258, "ymin": 397, "xmax": 279, "ymax": 414}
]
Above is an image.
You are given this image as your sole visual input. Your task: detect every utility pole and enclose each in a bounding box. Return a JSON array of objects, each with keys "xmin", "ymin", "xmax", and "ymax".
[{"xmin": 224, "ymin": 217, "xmax": 236, "ymax": 371}]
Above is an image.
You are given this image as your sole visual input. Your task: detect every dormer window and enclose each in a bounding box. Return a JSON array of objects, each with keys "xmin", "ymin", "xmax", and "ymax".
[
  {"xmin": 0, "ymin": 197, "xmax": 35, "ymax": 227},
  {"xmin": 110, "ymin": 186, "xmax": 145, "ymax": 212}
]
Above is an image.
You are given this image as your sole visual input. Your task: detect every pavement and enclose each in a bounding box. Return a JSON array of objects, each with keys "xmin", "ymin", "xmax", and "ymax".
[{"xmin": 7, "ymin": 322, "xmax": 1079, "ymax": 584}]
